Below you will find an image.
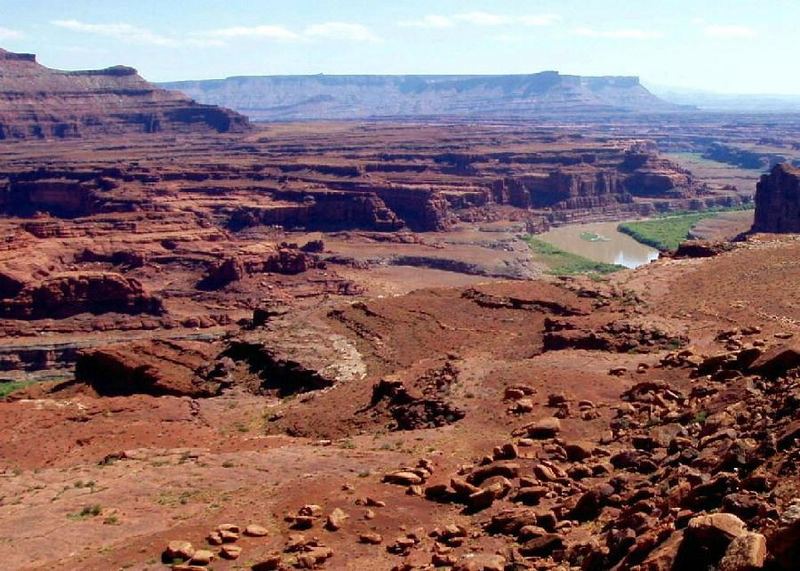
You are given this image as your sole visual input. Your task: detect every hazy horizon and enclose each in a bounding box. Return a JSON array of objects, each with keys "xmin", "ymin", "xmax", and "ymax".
[{"xmin": 2, "ymin": 0, "xmax": 800, "ymax": 95}]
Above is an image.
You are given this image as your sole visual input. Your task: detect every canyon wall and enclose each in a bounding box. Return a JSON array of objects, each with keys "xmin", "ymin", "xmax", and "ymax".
[{"xmin": 752, "ymin": 163, "xmax": 800, "ymax": 233}]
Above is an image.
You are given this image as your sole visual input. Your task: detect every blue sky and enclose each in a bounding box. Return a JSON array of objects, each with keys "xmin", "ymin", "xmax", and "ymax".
[{"xmin": 0, "ymin": 0, "xmax": 797, "ymax": 94}]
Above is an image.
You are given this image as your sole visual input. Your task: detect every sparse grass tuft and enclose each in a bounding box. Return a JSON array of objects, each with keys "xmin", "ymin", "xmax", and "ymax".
[{"xmin": 68, "ymin": 504, "xmax": 102, "ymax": 520}]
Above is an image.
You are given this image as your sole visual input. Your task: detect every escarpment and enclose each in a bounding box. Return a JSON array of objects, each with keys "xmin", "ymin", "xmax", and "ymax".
[{"xmin": 0, "ymin": 48, "xmax": 249, "ymax": 139}]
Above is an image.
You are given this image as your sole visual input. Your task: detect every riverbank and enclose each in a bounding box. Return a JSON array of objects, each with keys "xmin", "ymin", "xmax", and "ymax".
[
  {"xmin": 618, "ymin": 208, "xmax": 755, "ymax": 251},
  {"xmin": 536, "ymin": 221, "xmax": 660, "ymax": 269},
  {"xmin": 524, "ymin": 237, "xmax": 624, "ymax": 276}
]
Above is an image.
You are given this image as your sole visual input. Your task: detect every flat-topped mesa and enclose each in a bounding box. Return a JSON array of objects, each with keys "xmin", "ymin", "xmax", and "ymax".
[
  {"xmin": 752, "ymin": 163, "xmax": 800, "ymax": 233},
  {"xmin": 0, "ymin": 48, "xmax": 250, "ymax": 139},
  {"xmin": 161, "ymin": 70, "xmax": 686, "ymax": 121},
  {"xmin": 0, "ymin": 49, "xmax": 36, "ymax": 63}
]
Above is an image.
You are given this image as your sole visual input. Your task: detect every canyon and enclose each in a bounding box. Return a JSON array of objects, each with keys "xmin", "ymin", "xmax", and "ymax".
[{"xmin": 3, "ymin": 47, "xmax": 800, "ymax": 571}]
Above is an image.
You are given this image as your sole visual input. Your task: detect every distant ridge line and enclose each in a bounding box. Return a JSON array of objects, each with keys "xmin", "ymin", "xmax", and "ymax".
[{"xmin": 160, "ymin": 71, "xmax": 689, "ymax": 121}]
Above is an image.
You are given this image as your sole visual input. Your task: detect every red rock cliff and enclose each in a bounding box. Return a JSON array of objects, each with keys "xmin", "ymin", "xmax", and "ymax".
[{"xmin": 0, "ymin": 49, "xmax": 250, "ymax": 139}]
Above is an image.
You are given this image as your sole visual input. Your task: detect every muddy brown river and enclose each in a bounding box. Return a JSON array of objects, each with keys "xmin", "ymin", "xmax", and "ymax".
[{"xmin": 539, "ymin": 221, "xmax": 659, "ymax": 269}]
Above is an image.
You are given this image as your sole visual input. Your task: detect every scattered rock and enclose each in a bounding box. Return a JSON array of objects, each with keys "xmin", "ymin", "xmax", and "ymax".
[
  {"xmin": 359, "ymin": 532, "xmax": 383, "ymax": 545},
  {"xmin": 189, "ymin": 549, "xmax": 214, "ymax": 565},
  {"xmin": 523, "ymin": 417, "xmax": 561, "ymax": 439},
  {"xmin": 163, "ymin": 541, "xmax": 195, "ymax": 563},
  {"xmin": 325, "ymin": 508, "xmax": 349, "ymax": 531},
  {"xmin": 219, "ymin": 545, "xmax": 242, "ymax": 560},
  {"xmin": 245, "ymin": 524, "xmax": 269, "ymax": 537}
]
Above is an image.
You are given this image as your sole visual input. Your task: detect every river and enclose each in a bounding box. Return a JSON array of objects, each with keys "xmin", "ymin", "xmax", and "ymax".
[{"xmin": 538, "ymin": 221, "xmax": 659, "ymax": 269}]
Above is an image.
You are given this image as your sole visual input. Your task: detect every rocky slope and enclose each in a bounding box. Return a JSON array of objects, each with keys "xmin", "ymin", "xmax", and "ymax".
[
  {"xmin": 752, "ymin": 163, "xmax": 800, "ymax": 233},
  {"xmin": 0, "ymin": 49, "xmax": 249, "ymax": 139},
  {"xmin": 162, "ymin": 72, "xmax": 686, "ymax": 121},
  {"xmin": 4, "ymin": 238, "xmax": 800, "ymax": 570}
]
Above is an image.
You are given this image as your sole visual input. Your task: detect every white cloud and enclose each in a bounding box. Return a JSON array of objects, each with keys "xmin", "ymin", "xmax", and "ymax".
[
  {"xmin": 399, "ymin": 15, "xmax": 454, "ymax": 29},
  {"xmin": 53, "ymin": 18, "xmax": 380, "ymax": 48},
  {"xmin": 304, "ymin": 22, "xmax": 380, "ymax": 42},
  {"xmin": 52, "ymin": 19, "xmax": 183, "ymax": 47},
  {"xmin": 455, "ymin": 11, "xmax": 511, "ymax": 26},
  {"xmin": 400, "ymin": 12, "xmax": 560, "ymax": 30},
  {"xmin": 703, "ymin": 24, "xmax": 758, "ymax": 39},
  {"xmin": 0, "ymin": 26, "xmax": 24, "ymax": 41},
  {"xmin": 202, "ymin": 25, "xmax": 299, "ymax": 41},
  {"xmin": 573, "ymin": 27, "xmax": 664, "ymax": 40},
  {"xmin": 520, "ymin": 14, "xmax": 561, "ymax": 27}
]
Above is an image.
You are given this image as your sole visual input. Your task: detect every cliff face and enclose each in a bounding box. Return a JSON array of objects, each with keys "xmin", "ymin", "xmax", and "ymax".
[
  {"xmin": 161, "ymin": 71, "xmax": 686, "ymax": 121},
  {"xmin": 752, "ymin": 163, "xmax": 800, "ymax": 233},
  {"xmin": 0, "ymin": 49, "xmax": 250, "ymax": 139},
  {"xmin": 0, "ymin": 272, "xmax": 163, "ymax": 319}
]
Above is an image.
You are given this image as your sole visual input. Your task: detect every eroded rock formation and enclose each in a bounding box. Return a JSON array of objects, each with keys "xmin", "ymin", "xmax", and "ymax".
[
  {"xmin": 0, "ymin": 272, "xmax": 163, "ymax": 319},
  {"xmin": 752, "ymin": 163, "xmax": 800, "ymax": 233},
  {"xmin": 0, "ymin": 49, "xmax": 249, "ymax": 139},
  {"xmin": 75, "ymin": 339, "xmax": 224, "ymax": 397}
]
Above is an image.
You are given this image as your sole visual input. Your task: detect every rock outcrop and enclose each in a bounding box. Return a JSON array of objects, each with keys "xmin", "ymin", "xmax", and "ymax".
[
  {"xmin": 75, "ymin": 339, "xmax": 224, "ymax": 397},
  {"xmin": 0, "ymin": 49, "xmax": 249, "ymax": 139},
  {"xmin": 0, "ymin": 272, "xmax": 163, "ymax": 319},
  {"xmin": 752, "ymin": 163, "xmax": 800, "ymax": 233},
  {"xmin": 199, "ymin": 245, "xmax": 320, "ymax": 290}
]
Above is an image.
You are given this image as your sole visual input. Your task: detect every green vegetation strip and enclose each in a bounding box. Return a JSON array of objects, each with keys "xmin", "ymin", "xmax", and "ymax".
[
  {"xmin": 0, "ymin": 380, "xmax": 31, "ymax": 398},
  {"xmin": 525, "ymin": 237, "xmax": 624, "ymax": 276},
  {"xmin": 618, "ymin": 206, "xmax": 754, "ymax": 251},
  {"xmin": 617, "ymin": 213, "xmax": 716, "ymax": 251}
]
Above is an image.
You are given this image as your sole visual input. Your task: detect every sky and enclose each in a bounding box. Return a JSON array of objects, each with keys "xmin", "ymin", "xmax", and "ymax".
[{"xmin": 0, "ymin": 0, "xmax": 798, "ymax": 94}]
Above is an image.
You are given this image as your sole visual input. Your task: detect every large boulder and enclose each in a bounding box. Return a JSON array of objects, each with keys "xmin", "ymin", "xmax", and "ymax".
[
  {"xmin": 748, "ymin": 344, "xmax": 800, "ymax": 377},
  {"xmin": 676, "ymin": 513, "xmax": 747, "ymax": 569}
]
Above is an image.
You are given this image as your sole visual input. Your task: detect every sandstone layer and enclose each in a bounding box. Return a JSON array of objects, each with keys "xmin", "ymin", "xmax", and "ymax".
[
  {"xmin": 162, "ymin": 71, "xmax": 686, "ymax": 121},
  {"xmin": 752, "ymin": 163, "xmax": 800, "ymax": 233},
  {"xmin": 0, "ymin": 49, "xmax": 249, "ymax": 139}
]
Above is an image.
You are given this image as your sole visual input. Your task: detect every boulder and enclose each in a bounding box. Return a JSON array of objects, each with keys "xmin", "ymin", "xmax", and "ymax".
[
  {"xmin": 678, "ymin": 513, "xmax": 747, "ymax": 568},
  {"xmin": 244, "ymin": 524, "xmax": 269, "ymax": 537},
  {"xmin": 718, "ymin": 533, "xmax": 766, "ymax": 571},
  {"xmin": 325, "ymin": 508, "xmax": 348, "ymax": 531},
  {"xmin": 686, "ymin": 513, "xmax": 746, "ymax": 543},
  {"xmin": 748, "ymin": 344, "xmax": 800, "ymax": 377},
  {"xmin": 768, "ymin": 500, "xmax": 800, "ymax": 570},
  {"xmin": 519, "ymin": 533, "xmax": 564, "ymax": 557},
  {"xmin": 466, "ymin": 462, "xmax": 520, "ymax": 485},
  {"xmin": 219, "ymin": 545, "xmax": 242, "ymax": 560},
  {"xmin": 359, "ymin": 532, "xmax": 383, "ymax": 545},
  {"xmin": 525, "ymin": 417, "xmax": 562, "ymax": 439},
  {"xmin": 383, "ymin": 471, "xmax": 424, "ymax": 486},
  {"xmin": 163, "ymin": 541, "xmax": 195, "ymax": 563}
]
